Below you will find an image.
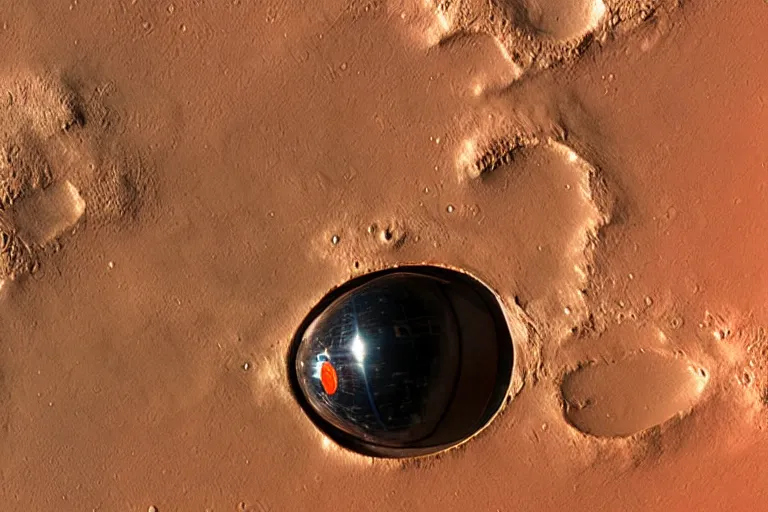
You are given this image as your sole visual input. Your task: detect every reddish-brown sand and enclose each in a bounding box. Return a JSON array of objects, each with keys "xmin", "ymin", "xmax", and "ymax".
[{"xmin": 0, "ymin": 0, "xmax": 766, "ymax": 510}]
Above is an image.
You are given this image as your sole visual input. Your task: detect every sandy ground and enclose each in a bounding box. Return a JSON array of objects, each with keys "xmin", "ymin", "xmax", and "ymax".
[{"xmin": 0, "ymin": 0, "xmax": 766, "ymax": 510}]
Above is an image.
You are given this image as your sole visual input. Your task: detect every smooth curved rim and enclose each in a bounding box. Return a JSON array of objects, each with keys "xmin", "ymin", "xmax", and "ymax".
[{"xmin": 286, "ymin": 265, "xmax": 514, "ymax": 459}]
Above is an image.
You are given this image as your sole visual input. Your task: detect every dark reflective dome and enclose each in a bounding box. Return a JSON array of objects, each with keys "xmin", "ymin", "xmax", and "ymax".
[{"xmin": 289, "ymin": 266, "xmax": 514, "ymax": 458}]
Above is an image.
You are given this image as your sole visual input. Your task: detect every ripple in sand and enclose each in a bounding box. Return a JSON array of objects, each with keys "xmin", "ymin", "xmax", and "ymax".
[{"xmin": 562, "ymin": 351, "xmax": 709, "ymax": 437}]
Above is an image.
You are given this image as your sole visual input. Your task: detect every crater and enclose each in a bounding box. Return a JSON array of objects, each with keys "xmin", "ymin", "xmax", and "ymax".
[
  {"xmin": 430, "ymin": 0, "xmax": 667, "ymax": 73},
  {"xmin": 10, "ymin": 180, "xmax": 85, "ymax": 246},
  {"xmin": 562, "ymin": 351, "xmax": 709, "ymax": 437},
  {"xmin": 289, "ymin": 266, "xmax": 514, "ymax": 458},
  {"xmin": 437, "ymin": 31, "xmax": 523, "ymax": 93},
  {"xmin": 457, "ymin": 137, "xmax": 608, "ymax": 339},
  {"xmin": 0, "ymin": 71, "xmax": 148, "ymax": 283},
  {"xmin": 508, "ymin": 0, "xmax": 607, "ymax": 41}
]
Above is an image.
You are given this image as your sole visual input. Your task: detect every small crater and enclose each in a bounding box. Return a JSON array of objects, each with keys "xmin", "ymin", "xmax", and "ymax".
[
  {"xmin": 377, "ymin": 224, "xmax": 407, "ymax": 249},
  {"xmin": 562, "ymin": 351, "xmax": 709, "ymax": 437},
  {"xmin": 510, "ymin": 0, "xmax": 607, "ymax": 41},
  {"xmin": 669, "ymin": 315, "xmax": 684, "ymax": 329}
]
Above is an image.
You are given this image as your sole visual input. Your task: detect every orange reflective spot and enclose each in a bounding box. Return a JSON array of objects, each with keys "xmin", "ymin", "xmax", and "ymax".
[{"xmin": 320, "ymin": 361, "xmax": 338, "ymax": 395}]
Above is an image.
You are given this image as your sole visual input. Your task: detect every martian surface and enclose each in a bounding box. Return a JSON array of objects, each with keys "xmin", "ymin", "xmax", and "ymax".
[{"xmin": 0, "ymin": 0, "xmax": 766, "ymax": 510}]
